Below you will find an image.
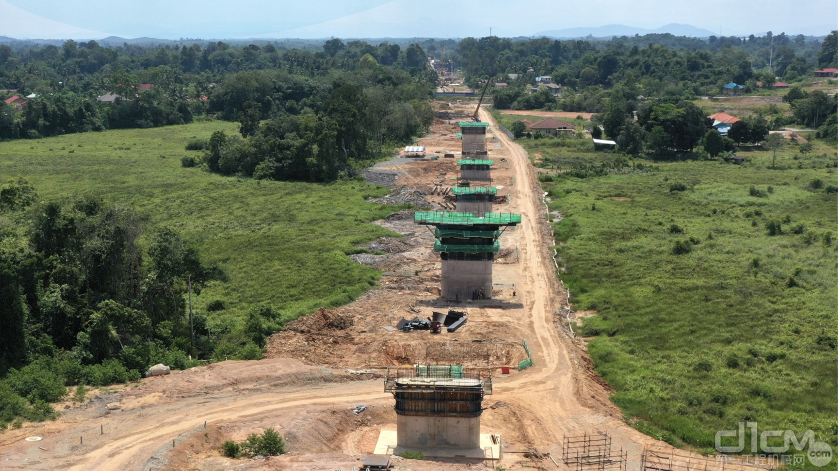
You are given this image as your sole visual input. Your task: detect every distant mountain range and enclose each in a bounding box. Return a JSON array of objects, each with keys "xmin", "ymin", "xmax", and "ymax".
[{"xmin": 535, "ymin": 23, "xmax": 717, "ymax": 39}]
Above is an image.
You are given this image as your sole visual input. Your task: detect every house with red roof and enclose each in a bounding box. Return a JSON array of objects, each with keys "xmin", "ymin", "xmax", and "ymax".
[
  {"xmin": 138, "ymin": 84, "xmax": 155, "ymax": 91},
  {"xmin": 814, "ymin": 68, "xmax": 838, "ymax": 77},
  {"xmin": 708, "ymin": 112, "xmax": 740, "ymax": 136},
  {"xmin": 530, "ymin": 118, "xmax": 575, "ymax": 136},
  {"xmin": 4, "ymin": 95, "xmax": 27, "ymax": 110}
]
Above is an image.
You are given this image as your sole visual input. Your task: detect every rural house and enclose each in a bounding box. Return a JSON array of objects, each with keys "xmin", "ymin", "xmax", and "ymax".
[
  {"xmin": 530, "ymin": 118, "xmax": 575, "ymax": 136},
  {"xmin": 814, "ymin": 68, "xmax": 838, "ymax": 77},
  {"xmin": 4, "ymin": 95, "xmax": 27, "ymax": 110},
  {"xmin": 708, "ymin": 112, "xmax": 740, "ymax": 136},
  {"xmin": 723, "ymin": 82, "xmax": 744, "ymax": 95}
]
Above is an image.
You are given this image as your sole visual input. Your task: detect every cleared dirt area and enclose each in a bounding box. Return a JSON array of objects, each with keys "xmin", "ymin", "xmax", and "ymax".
[
  {"xmin": 0, "ymin": 100, "xmax": 674, "ymax": 471},
  {"xmin": 500, "ymin": 109, "xmax": 594, "ymax": 120}
]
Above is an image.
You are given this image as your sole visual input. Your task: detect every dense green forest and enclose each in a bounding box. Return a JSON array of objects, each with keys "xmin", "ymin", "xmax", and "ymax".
[{"xmin": 0, "ymin": 38, "xmax": 436, "ymax": 181}]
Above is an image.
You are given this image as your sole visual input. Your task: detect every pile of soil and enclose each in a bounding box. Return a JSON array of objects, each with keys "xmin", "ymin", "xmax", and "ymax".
[{"xmin": 287, "ymin": 308, "xmax": 353, "ymax": 334}]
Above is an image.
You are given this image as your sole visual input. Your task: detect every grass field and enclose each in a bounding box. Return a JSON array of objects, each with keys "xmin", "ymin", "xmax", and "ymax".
[
  {"xmin": 513, "ymin": 125, "xmax": 837, "ymax": 460},
  {"xmin": 0, "ymin": 122, "xmax": 401, "ymax": 330}
]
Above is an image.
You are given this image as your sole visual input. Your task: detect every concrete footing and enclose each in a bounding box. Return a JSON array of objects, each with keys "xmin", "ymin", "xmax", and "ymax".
[{"xmin": 374, "ymin": 430, "xmax": 501, "ymax": 460}]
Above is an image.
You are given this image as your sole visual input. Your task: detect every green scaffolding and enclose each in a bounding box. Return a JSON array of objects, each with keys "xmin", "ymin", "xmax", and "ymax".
[
  {"xmin": 451, "ymin": 186, "xmax": 498, "ymax": 196},
  {"xmin": 458, "ymin": 122, "xmax": 490, "ymax": 128},
  {"xmin": 434, "ymin": 240, "xmax": 501, "ymax": 253},
  {"xmin": 414, "ymin": 211, "xmax": 521, "ymax": 226},
  {"xmin": 457, "ymin": 159, "xmax": 494, "ymax": 166},
  {"xmin": 435, "ymin": 228, "xmax": 501, "ymax": 239}
]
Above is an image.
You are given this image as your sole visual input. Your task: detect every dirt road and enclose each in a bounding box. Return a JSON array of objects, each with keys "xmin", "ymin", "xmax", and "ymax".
[{"xmin": 0, "ymin": 104, "xmax": 668, "ymax": 471}]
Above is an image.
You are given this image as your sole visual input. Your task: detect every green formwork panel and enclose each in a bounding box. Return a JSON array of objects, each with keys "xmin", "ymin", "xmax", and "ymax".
[
  {"xmin": 414, "ymin": 211, "xmax": 521, "ymax": 226},
  {"xmin": 451, "ymin": 187, "xmax": 498, "ymax": 196},
  {"xmin": 415, "ymin": 365, "xmax": 464, "ymax": 378},
  {"xmin": 434, "ymin": 240, "xmax": 501, "ymax": 253},
  {"xmin": 458, "ymin": 122, "xmax": 490, "ymax": 128},
  {"xmin": 457, "ymin": 159, "xmax": 494, "ymax": 166}
]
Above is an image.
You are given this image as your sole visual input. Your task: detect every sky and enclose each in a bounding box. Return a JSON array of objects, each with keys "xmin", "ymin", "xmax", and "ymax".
[{"xmin": 1, "ymin": 0, "xmax": 835, "ymax": 40}]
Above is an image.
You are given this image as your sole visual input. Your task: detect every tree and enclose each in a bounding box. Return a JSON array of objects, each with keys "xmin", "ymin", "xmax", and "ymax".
[
  {"xmin": 637, "ymin": 100, "xmax": 709, "ymax": 155},
  {"xmin": 818, "ymin": 30, "xmax": 838, "ymax": 68},
  {"xmin": 763, "ymin": 133, "xmax": 784, "ymax": 168},
  {"xmin": 238, "ymin": 101, "xmax": 262, "ymax": 138},
  {"xmin": 745, "ymin": 115, "xmax": 770, "ymax": 144},
  {"xmin": 782, "ymin": 87, "xmax": 808, "ymax": 104},
  {"xmin": 510, "ymin": 120, "xmax": 526, "ymax": 139},
  {"xmin": 703, "ymin": 129, "xmax": 724, "ymax": 157},
  {"xmin": 791, "ymin": 90, "xmax": 835, "ymax": 128},
  {"xmin": 728, "ymin": 120, "xmax": 750, "ymax": 145},
  {"xmin": 322, "ymin": 39, "xmax": 345, "ymax": 57},
  {"xmin": 616, "ymin": 121, "xmax": 643, "ymax": 155},
  {"xmin": 601, "ymin": 98, "xmax": 629, "ymax": 139},
  {"xmin": 591, "ymin": 125, "xmax": 602, "ymax": 139}
]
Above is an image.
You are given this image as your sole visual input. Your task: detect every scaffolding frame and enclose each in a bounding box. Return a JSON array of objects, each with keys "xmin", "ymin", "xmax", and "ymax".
[
  {"xmin": 641, "ymin": 448, "xmax": 775, "ymax": 471},
  {"xmin": 414, "ymin": 211, "xmax": 522, "ymax": 226},
  {"xmin": 384, "ymin": 365, "xmax": 492, "ymax": 394},
  {"xmin": 562, "ymin": 432, "xmax": 627, "ymax": 471}
]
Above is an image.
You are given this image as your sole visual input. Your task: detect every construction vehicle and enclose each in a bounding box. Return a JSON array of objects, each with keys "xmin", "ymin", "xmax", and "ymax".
[{"xmin": 472, "ymin": 75, "xmax": 494, "ymax": 121}]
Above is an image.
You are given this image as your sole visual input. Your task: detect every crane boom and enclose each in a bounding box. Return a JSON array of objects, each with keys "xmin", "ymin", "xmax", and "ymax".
[{"xmin": 472, "ymin": 76, "xmax": 493, "ymax": 121}]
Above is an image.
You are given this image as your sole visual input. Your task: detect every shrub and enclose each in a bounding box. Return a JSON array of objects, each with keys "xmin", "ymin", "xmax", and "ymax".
[
  {"xmin": 83, "ymin": 359, "xmax": 141, "ymax": 387},
  {"xmin": 221, "ymin": 440, "xmax": 241, "ymax": 458},
  {"xmin": 237, "ymin": 342, "xmax": 263, "ymax": 360},
  {"xmin": 185, "ymin": 139, "xmax": 208, "ymax": 151},
  {"xmin": 826, "ymin": 185, "xmax": 838, "ymax": 194},
  {"xmin": 765, "ymin": 220, "xmax": 783, "ymax": 236},
  {"xmin": 240, "ymin": 428, "xmax": 286, "ymax": 457},
  {"xmin": 6, "ymin": 362, "xmax": 66, "ymax": 403},
  {"xmin": 749, "ymin": 185, "xmax": 767, "ymax": 197},
  {"xmin": 693, "ymin": 361, "xmax": 713, "ymax": 372},
  {"xmin": 669, "ymin": 182, "xmax": 687, "ymax": 192},
  {"xmin": 181, "ymin": 156, "xmax": 197, "ymax": 168},
  {"xmin": 671, "ymin": 240, "xmax": 692, "ymax": 255},
  {"xmin": 669, "ymin": 224, "xmax": 683, "ymax": 234},
  {"xmin": 725, "ymin": 355, "xmax": 739, "ymax": 369},
  {"xmin": 808, "ymin": 178, "xmax": 824, "ymax": 190}
]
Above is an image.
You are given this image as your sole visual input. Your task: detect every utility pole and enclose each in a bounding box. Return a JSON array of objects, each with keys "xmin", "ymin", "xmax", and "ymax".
[{"xmin": 188, "ymin": 276, "xmax": 194, "ymax": 350}]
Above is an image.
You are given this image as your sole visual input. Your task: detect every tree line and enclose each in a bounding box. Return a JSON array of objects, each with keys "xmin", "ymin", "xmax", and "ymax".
[{"xmin": 0, "ymin": 39, "xmax": 436, "ymax": 157}]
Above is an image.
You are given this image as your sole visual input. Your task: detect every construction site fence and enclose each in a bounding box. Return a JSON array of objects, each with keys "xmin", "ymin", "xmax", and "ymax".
[
  {"xmin": 642, "ymin": 447, "xmax": 777, "ymax": 471},
  {"xmin": 497, "ymin": 123, "xmax": 515, "ymax": 141}
]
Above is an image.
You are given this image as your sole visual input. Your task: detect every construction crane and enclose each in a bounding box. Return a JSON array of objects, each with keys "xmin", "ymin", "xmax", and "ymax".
[{"xmin": 472, "ymin": 75, "xmax": 494, "ymax": 121}]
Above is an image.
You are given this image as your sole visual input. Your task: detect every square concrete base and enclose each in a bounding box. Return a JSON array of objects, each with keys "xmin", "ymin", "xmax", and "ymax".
[{"xmin": 373, "ymin": 430, "xmax": 501, "ymax": 460}]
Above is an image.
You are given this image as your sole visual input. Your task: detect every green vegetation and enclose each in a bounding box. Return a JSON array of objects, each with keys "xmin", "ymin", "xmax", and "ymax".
[
  {"xmin": 397, "ymin": 450, "xmax": 426, "ymax": 460},
  {"xmin": 539, "ymin": 148, "xmax": 836, "ymax": 454},
  {"xmin": 221, "ymin": 428, "xmax": 286, "ymax": 458},
  {"xmin": 0, "ymin": 121, "xmax": 403, "ymax": 426}
]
